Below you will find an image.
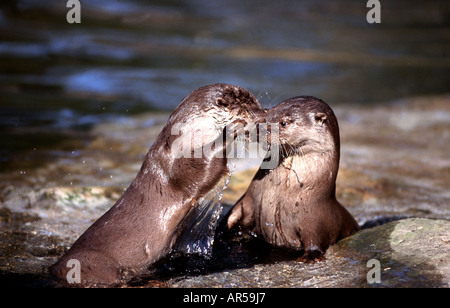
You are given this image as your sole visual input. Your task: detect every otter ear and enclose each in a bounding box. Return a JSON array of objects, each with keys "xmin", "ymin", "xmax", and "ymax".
[{"xmin": 314, "ymin": 113, "xmax": 327, "ymax": 126}]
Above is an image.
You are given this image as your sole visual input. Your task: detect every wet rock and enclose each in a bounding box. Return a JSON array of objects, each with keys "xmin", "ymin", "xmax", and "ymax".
[
  {"xmin": 170, "ymin": 218, "xmax": 449, "ymax": 287},
  {"xmin": 329, "ymin": 218, "xmax": 450, "ymax": 287},
  {"xmin": 0, "ymin": 186, "xmax": 121, "ymax": 287}
]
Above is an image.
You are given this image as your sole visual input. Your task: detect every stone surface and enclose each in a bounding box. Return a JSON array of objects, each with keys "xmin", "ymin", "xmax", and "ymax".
[{"xmin": 169, "ymin": 218, "xmax": 450, "ymax": 288}]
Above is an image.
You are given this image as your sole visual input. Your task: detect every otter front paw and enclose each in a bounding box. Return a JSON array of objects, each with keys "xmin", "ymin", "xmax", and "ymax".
[{"xmin": 296, "ymin": 248, "xmax": 326, "ymax": 264}]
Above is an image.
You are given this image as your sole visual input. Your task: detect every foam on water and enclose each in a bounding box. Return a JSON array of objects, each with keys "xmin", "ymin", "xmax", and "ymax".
[{"xmin": 174, "ymin": 159, "xmax": 237, "ymax": 257}]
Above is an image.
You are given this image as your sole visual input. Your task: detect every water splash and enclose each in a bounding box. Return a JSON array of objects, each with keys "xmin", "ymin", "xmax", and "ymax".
[{"xmin": 174, "ymin": 159, "xmax": 237, "ymax": 257}]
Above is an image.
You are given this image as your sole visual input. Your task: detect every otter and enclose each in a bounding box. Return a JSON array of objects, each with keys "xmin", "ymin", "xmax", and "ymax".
[
  {"xmin": 50, "ymin": 84, "xmax": 264, "ymax": 284},
  {"xmin": 226, "ymin": 96, "xmax": 359, "ymax": 261}
]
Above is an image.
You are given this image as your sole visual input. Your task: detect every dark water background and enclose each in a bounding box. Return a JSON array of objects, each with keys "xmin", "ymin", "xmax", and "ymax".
[{"xmin": 1, "ymin": 0, "xmax": 449, "ymax": 172}]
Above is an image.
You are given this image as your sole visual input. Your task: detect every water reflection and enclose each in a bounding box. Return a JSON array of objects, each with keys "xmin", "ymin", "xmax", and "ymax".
[{"xmin": 0, "ymin": 0, "xmax": 449, "ymax": 171}]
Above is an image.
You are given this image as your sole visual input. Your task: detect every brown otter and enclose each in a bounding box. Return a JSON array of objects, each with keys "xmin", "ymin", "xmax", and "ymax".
[
  {"xmin": 227, "ymin": 96, "xmax": 359, "ymax": 261},
  {"xmin": 50, "ymin": 84, "xmax": 264, "ymax": 284}
]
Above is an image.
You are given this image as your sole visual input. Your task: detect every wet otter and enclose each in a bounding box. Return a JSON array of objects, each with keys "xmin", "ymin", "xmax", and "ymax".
[
  {"xmin": 227, "ymin": 96, "xmax": 359, "ymax": 261},
  {"xmin": 50, "ymin": 84, "xmax": 264, "ymax": 284}
]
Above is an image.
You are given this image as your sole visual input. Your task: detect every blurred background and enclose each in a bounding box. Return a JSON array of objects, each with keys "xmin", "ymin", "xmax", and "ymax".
[{"xmin": 0, "ymin": 0, "xmax": 449, "ymax": 177}]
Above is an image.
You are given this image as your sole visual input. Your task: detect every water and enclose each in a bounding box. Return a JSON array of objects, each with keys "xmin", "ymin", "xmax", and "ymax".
[
  {"xmin": 1, "ymin": 0, "xmax": 450, "ymax": 174},
  {"xmin": 174, "ymin": 152, "xmax": 237, "ymax": 257}
]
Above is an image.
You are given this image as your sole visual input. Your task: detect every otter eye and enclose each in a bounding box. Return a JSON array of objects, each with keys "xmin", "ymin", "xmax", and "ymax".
[{"xmin": 280, "ymin": 121, "xmax": 287, "ymax": 127}]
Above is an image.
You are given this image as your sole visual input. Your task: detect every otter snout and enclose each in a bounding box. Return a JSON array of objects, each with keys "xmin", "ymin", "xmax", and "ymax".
[{"xmin": 253, "ymin": 116, "xmax": 271, "ymax": 147}]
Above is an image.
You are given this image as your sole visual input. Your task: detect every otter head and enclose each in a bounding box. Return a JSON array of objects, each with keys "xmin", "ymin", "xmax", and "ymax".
[
  {"xmin": 266, "ymin": 96, "xmax": 340, "ymax": 159},
  {"xmin": 164, "ymin": 83, "xmax": 264, "ymax": 157}
]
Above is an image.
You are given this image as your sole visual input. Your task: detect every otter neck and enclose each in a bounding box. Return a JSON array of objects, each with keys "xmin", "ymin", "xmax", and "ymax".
[{"xmin": 280, "ymin": 148, "xmax": 339, "ymax": 200}]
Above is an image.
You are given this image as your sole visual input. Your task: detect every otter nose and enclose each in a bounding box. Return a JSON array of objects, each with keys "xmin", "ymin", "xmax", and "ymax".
[
  {"xmin": 255, "ymin": 115, "xmax": 266, "ymax": 134},
  {"xmin": 255, "ymin": 116, "xmax": 266, "ymax": 126},
  {"xmin": 254, "ymin": 108, "xmax": 267, "ymax": 125},
  {"xmin": 254, "ymin": 116, "xmax": 272, "ymax": 147}
]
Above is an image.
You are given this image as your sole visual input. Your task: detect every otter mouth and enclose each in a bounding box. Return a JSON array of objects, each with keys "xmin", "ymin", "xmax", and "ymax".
[
  {"xmin": 294, "ymin": 139, "xmax": 310, "ymax": 149},
  {"xmin": 259, "ymin": 126, "xmax": 310, "ymax": 152},
  {"xmin": 278, "ymin": 140, "xmax": 310, "ymax": 157},
  {"xmin": 226, "ymin": 110, "xmax": 266, "ymax": 143}
]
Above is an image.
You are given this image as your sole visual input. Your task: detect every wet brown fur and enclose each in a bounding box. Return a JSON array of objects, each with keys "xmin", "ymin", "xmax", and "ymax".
[
  {"xmin": 227, "ymin": 96, "xmax": 359, "ymax": 261},
  {"xmin": 49, "ymin": 84, "xmax": 263, "ymax": 284}
]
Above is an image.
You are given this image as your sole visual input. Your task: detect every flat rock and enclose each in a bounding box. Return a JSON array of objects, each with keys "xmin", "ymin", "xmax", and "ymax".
[{"xmin": 170, "ymin": 218, "xmax": 450, "ymax": 287}]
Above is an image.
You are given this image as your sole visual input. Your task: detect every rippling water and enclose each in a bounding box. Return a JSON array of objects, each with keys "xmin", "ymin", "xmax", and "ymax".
[{"xmin": 1, "ymin": 0, "xmax": 449, "ymax": 171}]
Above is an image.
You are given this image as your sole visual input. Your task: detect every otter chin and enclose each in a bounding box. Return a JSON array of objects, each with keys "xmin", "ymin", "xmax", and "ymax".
[
  {"xmin": 227, "ymin": 96, "xmax": 359, "ymax": 262},
  {"xmin": 49, "ymin": 83, "xmax": 264, "ymax": 285}
]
